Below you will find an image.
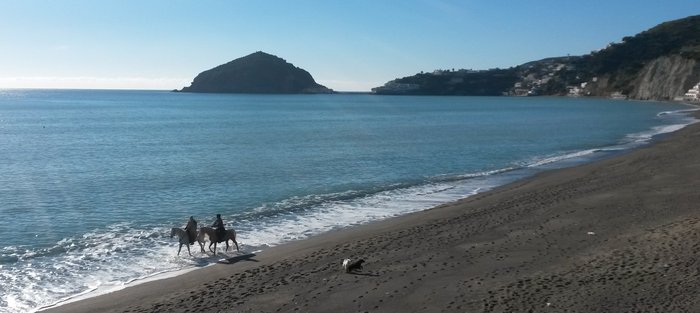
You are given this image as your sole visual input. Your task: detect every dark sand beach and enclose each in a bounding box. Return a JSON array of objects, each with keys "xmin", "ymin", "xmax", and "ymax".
[{"xmin": 42, "ymin": 115, "xmax": 700, "ymax": 313}]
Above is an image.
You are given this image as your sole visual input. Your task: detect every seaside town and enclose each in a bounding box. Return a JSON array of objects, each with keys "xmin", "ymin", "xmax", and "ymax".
[{"xmin": 373, "ymin": 56, "xmax": 700, "ymax": 102}]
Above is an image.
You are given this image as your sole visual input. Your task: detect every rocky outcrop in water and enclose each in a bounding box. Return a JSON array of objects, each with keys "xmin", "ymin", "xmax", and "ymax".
[{"xmin": 178, "ymin": 51, "xmax": 333, "ymax": 94}]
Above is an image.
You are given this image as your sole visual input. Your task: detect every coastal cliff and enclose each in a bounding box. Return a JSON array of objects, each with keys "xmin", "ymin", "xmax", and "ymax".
[
  {"xmin": 373, "ymin": 15, "xmax": 700, "ymax": 101},
  {"xmin": 178, "ymin": 51, "xmax": 333, "ymax": 94},
  {"xmin": 629, "ymin": 55, "xmax": 700, "ymax": 100},
  {"xmin": 583, "ymin": 55, "xmax": 700, "ymax": 100}
]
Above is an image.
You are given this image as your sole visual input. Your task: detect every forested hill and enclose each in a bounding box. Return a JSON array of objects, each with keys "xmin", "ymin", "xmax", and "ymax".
[
  {"xmin": 178, "ymin": 51, "xmax": 333, "ymax": 94},
  {"xmin": 373, "ymin": 15, "xmax": 700, "ymax": 100}
]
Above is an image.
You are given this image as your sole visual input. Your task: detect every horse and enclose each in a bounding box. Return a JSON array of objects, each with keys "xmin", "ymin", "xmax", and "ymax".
[
  {"xmin": 197, "ymin": 226, "xmax": 239, "ymax": 254},
  {"xmin": 170, "ymin": 227, "xmax": 193, "ymax": 256}
]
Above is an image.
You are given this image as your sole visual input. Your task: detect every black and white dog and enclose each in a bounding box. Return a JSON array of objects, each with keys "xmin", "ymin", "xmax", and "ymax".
[{"xmin": 342, "ymin": 258, "xmax": 365, "ymax": 273}]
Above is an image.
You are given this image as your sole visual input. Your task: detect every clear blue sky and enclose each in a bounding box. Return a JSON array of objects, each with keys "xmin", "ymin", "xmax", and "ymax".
[{"xmin": 0, "ymin": 1, "xmax": 698, "ymax": 91}]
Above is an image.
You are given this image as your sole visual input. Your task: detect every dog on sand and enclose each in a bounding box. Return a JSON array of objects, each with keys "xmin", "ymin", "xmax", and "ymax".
[{"xmin": 342, "ymin": 258, "xmax": 365, "ymax": 273}]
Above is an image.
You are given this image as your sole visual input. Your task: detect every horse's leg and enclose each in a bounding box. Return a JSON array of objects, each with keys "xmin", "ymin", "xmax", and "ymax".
[
  {"xmin": 196, "ymin": 233, "xmax": 205, "ymax": 253},
  {"xmin": 186, "ymin": 243, "xmax": 192, "ymax": 256},
  {"xmin": 230, "ymin": 231, "xmax": 240, "ymax": 252},
  {"xmin": 177, "ymin": 243, "xmax": 182, "ymax": 256},
  {"xmin": 225, "ymin": 240, "xmax": 229, "ymax": 252},
  {"xmin": 209, "ymin": 241, "xmax": 216, "ymax": 254}
]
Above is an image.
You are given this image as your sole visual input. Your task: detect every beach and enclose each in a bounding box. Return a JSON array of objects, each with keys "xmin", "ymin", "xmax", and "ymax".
[{"xmin": 41, "ymin": 113, "xmax": 700, "ymax": 312}]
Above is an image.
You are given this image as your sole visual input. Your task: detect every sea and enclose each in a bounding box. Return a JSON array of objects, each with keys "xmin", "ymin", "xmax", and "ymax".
[{"xmin": 0, "ymin": 89, "xmax": 695, "ymax": 312}]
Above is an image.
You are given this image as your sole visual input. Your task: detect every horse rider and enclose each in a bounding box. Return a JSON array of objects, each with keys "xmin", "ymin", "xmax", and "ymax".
[
  {"xmin": 212, "ymin": 214, "xmax": 226, "ymax": 243},
  {"xmin": 184, "ymin": 216, "xmax": 197, "ymax": 244}
]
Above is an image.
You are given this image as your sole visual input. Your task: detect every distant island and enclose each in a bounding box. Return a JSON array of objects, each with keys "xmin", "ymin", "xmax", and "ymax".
[
  {"xmin": 373, "ymin": 15, "xmax": 700, "ymax": 101},
  {"xmin": 177, "ymin": 51, "xmax": 333, "ymax": 94}
]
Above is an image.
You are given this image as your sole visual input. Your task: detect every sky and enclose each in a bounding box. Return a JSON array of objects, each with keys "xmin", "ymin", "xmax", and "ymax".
[{"xmin": 0, "ymin": 1, "xmax": 698, "ymax": 91}]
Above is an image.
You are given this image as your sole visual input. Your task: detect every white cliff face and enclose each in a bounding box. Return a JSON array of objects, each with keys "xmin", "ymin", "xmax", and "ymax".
[{"xmin": 630, "ymin": 55, "xmax": 700, "ymax": 100}]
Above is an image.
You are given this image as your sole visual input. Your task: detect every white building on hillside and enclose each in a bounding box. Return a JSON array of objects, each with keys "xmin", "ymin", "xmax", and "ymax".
[{"xmin": 684, "ymin": 82, "xmax": 700, "ymax": 101}]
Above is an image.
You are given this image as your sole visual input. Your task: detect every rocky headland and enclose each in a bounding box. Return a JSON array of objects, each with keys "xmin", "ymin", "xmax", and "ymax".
[
  {"xmin": 178, "ymin": 51, "xmax": 333, "ymax": 94},
  {"xmin": 373, "ymin": 15, "xmax": 700, "ymax": 101}
]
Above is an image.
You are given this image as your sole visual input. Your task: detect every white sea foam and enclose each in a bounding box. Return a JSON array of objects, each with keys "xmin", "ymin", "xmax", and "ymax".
[
  {"xmin": 236, "ymin": 181, "xmax": 486, "ymax": 249},
  {"xmin": 624, "ymin": 123, "xmax": 690, "ymax": 144},
  {"xmin": 525, "ymin": 149, "xmax": 601, "ymax": 168},
  {"xmin": 622, "ymin": 108, "xmax": 697, "ymax": 146},
  {"xmin": 524, "ymin": 108, "xmax": 697, "ymax": 170},
  {"xmin": 2, "ymin": 224, "xmax": 227, "ymax": 313}
]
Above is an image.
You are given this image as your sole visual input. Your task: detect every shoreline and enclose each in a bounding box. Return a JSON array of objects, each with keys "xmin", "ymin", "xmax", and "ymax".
[
  {"xmin": 36, "ymin": 266, "xmax": 204, "ymax": 311},
  {"xmin": 39, "ymin": 110, "xmax": 700, "ymax": 312},
  {"xmin": 30, "ymin": 106, "xmax": 695, "ymax": 311}
]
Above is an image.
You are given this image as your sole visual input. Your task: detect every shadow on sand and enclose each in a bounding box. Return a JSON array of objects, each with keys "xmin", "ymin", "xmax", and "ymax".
[
  {"xmin": 218, "ymin": 253, "xmax": 259, "ymax": 265},
  {"xmin": 349, "ymin": 271, "xmax": 380, "ymax": 277}
]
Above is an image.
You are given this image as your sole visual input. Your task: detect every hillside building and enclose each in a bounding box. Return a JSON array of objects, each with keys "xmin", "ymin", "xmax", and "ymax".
[{"xmin": 684, "ymin": 82, "xmax": 700, "ymax": 101}]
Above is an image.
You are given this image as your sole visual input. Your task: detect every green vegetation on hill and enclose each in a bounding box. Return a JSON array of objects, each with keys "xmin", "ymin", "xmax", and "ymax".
[
  {"xmin": 179, "ymin": 51, "xmax": 332, "ymax": 94},
  {"xmin": 372, "ymin": 69, "xmax": 518, "ymax": 96},
  {"xmin": 588, "ymin": 15, "xmax": 700, "ymax": 73},
  {"xmin": 373, "ymin": 15, "xmax": 700, "ymax": 99},
  {"xmin": 578, "ymin": 15, "xmax": 700, "ymax": 93}
]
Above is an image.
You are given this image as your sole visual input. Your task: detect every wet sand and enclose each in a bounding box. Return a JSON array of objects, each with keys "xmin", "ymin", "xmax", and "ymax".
[{"xmin": 42, "ymin": 116, "xmax": 700, "ymax": 313}]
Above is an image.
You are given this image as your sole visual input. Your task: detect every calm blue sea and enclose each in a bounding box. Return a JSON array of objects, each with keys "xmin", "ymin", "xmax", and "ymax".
[{"xmin": 0, "ymin": 89, "xmax": 694, "ymax": 312}]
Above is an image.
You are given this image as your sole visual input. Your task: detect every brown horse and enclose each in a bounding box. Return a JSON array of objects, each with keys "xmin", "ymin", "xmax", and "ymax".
[{"xmin": 197, "ymin": 227, "xmax": 239, "ymax": 254}]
